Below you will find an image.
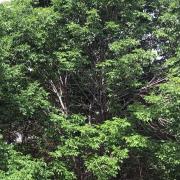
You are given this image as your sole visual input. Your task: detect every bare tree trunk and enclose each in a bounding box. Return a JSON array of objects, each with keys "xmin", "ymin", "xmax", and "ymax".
[{"xmin": 49, "ymin": 73, "xmax": 69, "ymax": 115}]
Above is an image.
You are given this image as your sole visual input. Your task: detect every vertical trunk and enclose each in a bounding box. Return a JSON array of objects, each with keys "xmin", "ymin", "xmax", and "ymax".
[{"xmin": 49, "ymin": 74, "xmax": 69, "ymax": 115}]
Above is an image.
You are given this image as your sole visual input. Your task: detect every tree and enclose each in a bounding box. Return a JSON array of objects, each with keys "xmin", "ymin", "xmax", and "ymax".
[{"xmin": 0, "ymin": 0, "xmax": 179, "ymax": 179}]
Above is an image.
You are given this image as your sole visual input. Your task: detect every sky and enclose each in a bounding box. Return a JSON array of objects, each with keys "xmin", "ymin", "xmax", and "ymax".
[{"xmin": 0, "ymin": 0, "xmax": 11, "ymax": 3}]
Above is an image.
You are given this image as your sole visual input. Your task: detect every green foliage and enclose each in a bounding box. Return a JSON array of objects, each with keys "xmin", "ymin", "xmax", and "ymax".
[
  {"xmin": 0, "ymin": 0, "xmax": 179, "ymax": 179},
  {"xmin": 85, "ymin": 155, "xmax": 119, "ymax": 180},
  {"xmin": 0, "ymin": 139, "xmax": 51, "ymax": 180}
]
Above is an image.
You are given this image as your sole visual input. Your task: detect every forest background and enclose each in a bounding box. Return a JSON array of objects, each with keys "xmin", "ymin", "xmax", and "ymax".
[{"xmin": 0, "ymin": 0, "xmax": 179, "ymax": 179}]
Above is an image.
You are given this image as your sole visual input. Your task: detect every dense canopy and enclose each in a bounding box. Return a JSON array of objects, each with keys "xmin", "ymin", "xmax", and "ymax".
[{"xmin": 0, "ymin": 0, "xmax": 179, "ymax": 179}]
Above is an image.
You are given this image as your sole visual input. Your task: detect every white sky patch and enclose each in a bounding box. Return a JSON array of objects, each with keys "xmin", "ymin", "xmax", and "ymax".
[
  {"xmin": 28, "ymin": 67, "xmax": 34, "ymax": 72},
  {"xmin": 15, "ymin": 132, "xmax": 23, "ymax": 143},
  {"xmin": 0, "ymin": 0, "xmax": 11, "ymax": 3},
  {"xmin": 152, "ymin": 49, "xmax": 163, "ymax": 61}
]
